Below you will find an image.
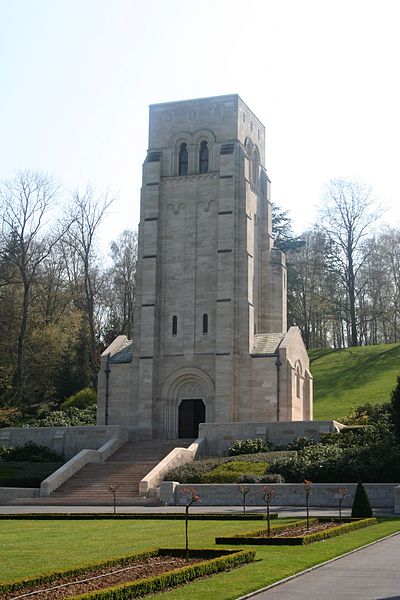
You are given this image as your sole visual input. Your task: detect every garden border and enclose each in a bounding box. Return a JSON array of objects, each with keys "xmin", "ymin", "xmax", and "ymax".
[
  {"xmin": 0, "ymin": 548, "xmax": 255, "ymax": 599},
  {"xmin": 215, "ymin": 517, "xmax": 377, "ymax": 545}
]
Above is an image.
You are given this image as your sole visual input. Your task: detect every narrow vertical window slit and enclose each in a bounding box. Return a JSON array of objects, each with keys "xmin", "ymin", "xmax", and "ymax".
[{"xmin": 202, "ymin": 313, "xmax": 208, "ymax": 335}]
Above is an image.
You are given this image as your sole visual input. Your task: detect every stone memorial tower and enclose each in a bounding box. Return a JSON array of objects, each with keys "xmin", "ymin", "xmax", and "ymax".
[{"xmin": 97, "ymin": 94, "xmax": 313, "ymax": 439}]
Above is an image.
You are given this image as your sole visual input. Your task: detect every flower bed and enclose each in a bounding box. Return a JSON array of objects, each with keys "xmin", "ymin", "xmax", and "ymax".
[
  {"xmin": 1, "ymin": 548, "xmax": 255, "ymax": 600},
  {"xmin": 215, "ymin": 517, "xmax": 377, "ymax": 545}
]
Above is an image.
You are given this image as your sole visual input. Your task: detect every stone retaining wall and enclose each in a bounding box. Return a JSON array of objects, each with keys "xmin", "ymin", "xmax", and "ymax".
[
  {"xmin": 0, "ymin": 426, "xmax": 129, "ymax": 459},
  {"xmin": 161, "ymin": 482, "xmax": 399, "ymax": 510},
  {"xmin": 200, "ymin": 420, "xmax": 343, "ymax": 455}
]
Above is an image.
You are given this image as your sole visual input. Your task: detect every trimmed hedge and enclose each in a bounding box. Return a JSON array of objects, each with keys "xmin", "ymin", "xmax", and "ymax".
[
  {"xmin": 0, "ymin": 461, "xmax": 63, "ymax": 487},
  {"xmin": 0, "ymin": 512, "xmax": 277, "ymax": 520},
  {"xmin": 216, "ymin": 518, "xmax": 316, "ymax": 543},
  {"xmin": 70, "ymin": 549, "xmax": 255, "ymax": 600},
  {"xmin": 215, "ymin": 517, "xmax": 377, "ymax": 545},
  {"xmin": 0, "ymin": 548, "xmax": 255, "ymax": 599}
]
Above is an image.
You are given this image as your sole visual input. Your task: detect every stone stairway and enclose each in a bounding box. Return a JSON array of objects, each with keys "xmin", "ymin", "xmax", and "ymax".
[{"xmin": 13, "ymin": 439, "xmax": 192, "ymax": 506}]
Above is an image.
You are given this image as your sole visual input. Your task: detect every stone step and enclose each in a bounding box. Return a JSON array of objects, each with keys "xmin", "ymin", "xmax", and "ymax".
[
  {"xmin": 35, "ymin": 438, "xmax": 194, "ymax": 506},
  {"xmin": 109, "ymin": 439, "xmax": 193, "ymax": 461}
]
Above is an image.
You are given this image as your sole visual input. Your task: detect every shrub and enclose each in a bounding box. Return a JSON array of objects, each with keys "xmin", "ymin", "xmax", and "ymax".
[
  {"xmin": 60, "ymin": 387, "xmax": 96, "ymax": 410},
  {"xmin": 0, "ymin": 406, "xmax": 22, "ymax": 428},
  {"xmin": 163, "ymin": 458, "xmax": 222, "ymax": 483},
  {"xmin": 228, "ymin": 438, "xmax": 271, "ymax": 456},
  {"xmin": 164, "ymin": 452, "xmax": 295, "ymax": 484},
  {"xmin": 238, "ymin": 474, "xmax": 260, "ymax": 483},
  {"xmin": 268, "ymin": 440, "xmax": 400, "ymax": 483},
  {"xmin": 341, "ymin": 401, "xmax": 392, "ymax": 426},
  {"xmin": 259, "ymin": 473, "xmax": 285, "ymax": 483},
  {"xmin": 321, "ymin": 422, "xmax": 394, "ymax": 448},
  {"xmin": 25, "ymin": 405, "xmax": 96, "ymax": 427},
  {"xmin": 225, "ymin": 452, "xmax": 285, "ymax": 463},
  {"xmin": 0, "ymin": 442, "xmax": 63, "ymax": 462},
  {"xmin": 351, "ymin": 481, "xmax": 373, "ymax": 518},
  {"xmin": 268, "ymin": 444, "xmax": 343, "ymax": 482},
  {"xmin": 205, "ymin": 461, "xmax": 266, "ymax": 483},
  {"xmin": 286, "ymin": 436, "xmax": 317, "ymax": 451}
]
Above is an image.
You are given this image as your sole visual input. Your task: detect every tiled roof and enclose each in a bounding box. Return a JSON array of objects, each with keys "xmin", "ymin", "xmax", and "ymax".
[
  {"xmin": 252, "ymin": 333, "xmax": 285, "ymax": 355},
  {"xmin": 108, "ymin": 340, "xmax": 134, "ymax": 364}
]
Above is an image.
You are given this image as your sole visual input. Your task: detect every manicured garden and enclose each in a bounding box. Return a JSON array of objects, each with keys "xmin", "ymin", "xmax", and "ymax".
[{"xmin": 2, "ymin": 516, "xmax": 400, "ymax": 599}]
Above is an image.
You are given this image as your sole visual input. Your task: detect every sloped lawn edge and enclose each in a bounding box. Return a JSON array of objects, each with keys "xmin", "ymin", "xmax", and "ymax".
[
  {"xmin": 0, "ymin": 548, "xmax": 255, "ymax": 598},
  {"xmin": 216, "ymin": 517, "xmax": 377, "ymax": 545}
]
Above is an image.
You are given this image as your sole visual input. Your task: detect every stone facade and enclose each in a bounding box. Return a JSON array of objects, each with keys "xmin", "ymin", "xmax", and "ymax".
[{"xmin": 97, "ymin": 94, "xmax": 313, "ymax": 438}]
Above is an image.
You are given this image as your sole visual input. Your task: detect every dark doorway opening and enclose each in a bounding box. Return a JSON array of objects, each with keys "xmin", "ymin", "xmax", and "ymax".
[{"xmin": 178, "ymin": 399, "xmax": 205, "ymax": 438}]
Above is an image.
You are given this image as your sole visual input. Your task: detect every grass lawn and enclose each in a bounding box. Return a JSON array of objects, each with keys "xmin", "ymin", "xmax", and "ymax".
[
  {"xmin": 205, "ymin": 461, "xmax": 267, "ymax": 482},
  {"xmin": 310, "ymin": 343, "xmax": 400, "ymax": 420},
  {"xmin": 1, "ymin": 517, "xmax": 400, "ymax": 598}
]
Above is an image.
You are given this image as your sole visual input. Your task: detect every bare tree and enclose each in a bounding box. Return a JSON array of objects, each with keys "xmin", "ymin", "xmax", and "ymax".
[
  {"xmin": 0, "ymin": 171, "xmax": 68, "ymax": 401},
  {"xmin": 66, "ymin": 186, "xmax": 114, "ymax": 385},
  {"xmin": 320, "ymin": 178, "xmax": 382, "ymax": 347},
  {"xmin": 102, "ymin": 229, "xmax": 137, "ymax": 342},
  {"xmin": 288, "ymin": 228, "xmax": 331, "ymax": 348}
]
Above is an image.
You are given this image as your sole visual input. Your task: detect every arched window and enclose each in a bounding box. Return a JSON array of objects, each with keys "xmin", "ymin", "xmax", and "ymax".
[
  {"xmin": 172, "ymin": 315, "xmax": 178, "ymax": 336},
  {"xmin": 178, "ymin": 143, "xmax": 188, "ymax": 176},
  {"xmin": 202, "ymin": 313, "xmax": 208, "ymax": 335},
  {"xmin": 199, "ymin": 141, "xmax": 209, "ymax": 173}
]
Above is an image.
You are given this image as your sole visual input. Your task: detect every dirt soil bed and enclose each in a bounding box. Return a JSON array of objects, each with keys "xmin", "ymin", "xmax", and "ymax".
[
  {"xmin": 259, "ymin": 520, "xmax": 346, "ymax": 538},
  {"xmin": 3, "ymin": 555, "xmax": 204, "ymax": 600}
]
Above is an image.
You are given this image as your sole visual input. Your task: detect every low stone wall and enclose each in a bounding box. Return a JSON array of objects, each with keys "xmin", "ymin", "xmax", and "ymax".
[
  {"xmin": 199, "ymin": 420, "xmax": 343, "ymax": 456},
  {"xmin": 161, "ymin": 482, "xmax": 399, "ymax": 510},
  {"xmin": 0, "ymin": 487, "xmax": 40, "ymax": 503},
  {"xmin": 0, "ymin": 426, "xmax": 129, "ymax": 459}
]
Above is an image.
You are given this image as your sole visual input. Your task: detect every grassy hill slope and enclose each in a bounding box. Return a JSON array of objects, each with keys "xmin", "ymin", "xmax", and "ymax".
[{"xmin": 310, "ymin": 343, "xmax": 400, "ymax": 421}]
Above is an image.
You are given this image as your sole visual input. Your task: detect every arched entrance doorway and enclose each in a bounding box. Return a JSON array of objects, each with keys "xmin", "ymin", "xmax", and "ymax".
[
  {"xmin": 178, "ymin": 399, "xmax": 206, "ymax": 438},
  {"xmin": 160, "ymin": 367, "xmax": 215, "ymax": 439}
]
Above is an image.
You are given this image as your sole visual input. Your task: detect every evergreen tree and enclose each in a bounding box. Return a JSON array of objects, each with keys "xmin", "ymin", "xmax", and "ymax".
[
  {"xmin": 272, "ymin": 205, "xmax": 304, "ymax": 254},
  {"xmin": 390, "ymin": 375, "xmax": 400, "ymax": 441},
  {"xmin": 351, "ymin": 481, "xmax": 373, "ymax": 518}
]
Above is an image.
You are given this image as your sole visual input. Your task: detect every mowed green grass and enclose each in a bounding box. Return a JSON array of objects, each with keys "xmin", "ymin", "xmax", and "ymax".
[
  {"xmin": 310, "ymin": 343, "xmax": 400, "ymax": 421},
  {"xmin": 1, "ymin": 518, "xmax": 400, "ymax": 599}
]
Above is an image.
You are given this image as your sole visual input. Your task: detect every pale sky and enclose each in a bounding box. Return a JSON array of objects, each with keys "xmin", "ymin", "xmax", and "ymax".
[{"xmin": 1, "ymin": 0, "xmax": 399, "ymax": 255}]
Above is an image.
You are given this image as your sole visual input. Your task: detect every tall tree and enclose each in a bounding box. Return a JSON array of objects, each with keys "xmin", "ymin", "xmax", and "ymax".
[
  {"xmin": 320, "ymin": 178, "xmax": 381, "ymax": 347},
  {"xmin": 102, "ymin": 229, "xmax": 137, "ymax": 343},
  {"xmin": 66, "ymin": 186, "xmax": 114, "ymax": 386},
  {"xmin": 0, "ymin": 171, "xmax": 67, "ymax": 402},
  {"xmin": 287, "ymin": 227, "xmax": 333, "ymax": 348}
]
